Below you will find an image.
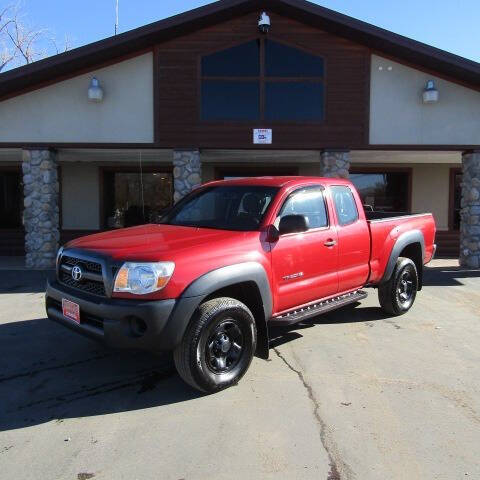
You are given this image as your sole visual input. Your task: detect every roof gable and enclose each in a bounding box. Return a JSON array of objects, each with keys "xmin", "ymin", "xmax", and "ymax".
[{"xmin": 1, "ymin": 0, "xmax": 479, "ymax": 99}]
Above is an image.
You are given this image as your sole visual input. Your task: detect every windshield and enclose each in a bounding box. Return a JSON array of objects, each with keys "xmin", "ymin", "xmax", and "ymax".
[{"xmin": 162, "ymin": 185, "xmax": 279, "ymax": 231}]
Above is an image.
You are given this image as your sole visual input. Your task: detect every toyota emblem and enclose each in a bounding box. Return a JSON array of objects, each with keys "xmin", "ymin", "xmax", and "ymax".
[{"xmin": 71, "ymin": 265, "xmax": 83, "ymax": 281}]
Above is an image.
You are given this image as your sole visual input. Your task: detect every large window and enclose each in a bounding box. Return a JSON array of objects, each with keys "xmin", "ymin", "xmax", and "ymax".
[
  {"xmin": 201, "ymin": 39, "xmax": 324, "ymax": 122},
  {"xmin": 350, "ymin": 170, "xmax": 410, "ymax": 213},
  {"xmin": 0, "ymin": 169, "xmax": 23, "ymax": 229},
  {"xmin": 103, "ymin": 169, "xmax": 172, "ymax": 228}
]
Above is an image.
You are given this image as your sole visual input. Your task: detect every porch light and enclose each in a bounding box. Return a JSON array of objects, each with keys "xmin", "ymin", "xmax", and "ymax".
[
  {"xmin": 258, "ymin": 12, "xmax": 270, "ymax": 33},
  {"xmin": 422, "ymin": 80, "xmax": 439, "ymax": 104},
  {"xmin": 88, "ymin": 77, "xmax": 104, "ymax": 102}
]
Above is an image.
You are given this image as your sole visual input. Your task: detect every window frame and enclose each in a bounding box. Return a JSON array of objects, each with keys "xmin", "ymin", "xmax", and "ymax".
[
  {"xmin": 349, "ymin": 167, "xmax": 413, "ymax": 214},
  {"xmin": 276, "ymin": 185, "xmax": 330, "ymax": 235},
  {"xmin": 198, "ymin": 36, "xmax": 326, "ymax": 125},
  {"xmin": 99, "ymin": 165, "xmax": 173, "ymax": 229},
  {"xmin": 330, "ymin": 185, "xmax": 359, "ymax": 227}
]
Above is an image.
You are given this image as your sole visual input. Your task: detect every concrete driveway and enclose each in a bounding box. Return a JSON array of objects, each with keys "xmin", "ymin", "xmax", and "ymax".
[{"xmin": 0, "ymin": 260, "xmax": 479, "ymax": 480}]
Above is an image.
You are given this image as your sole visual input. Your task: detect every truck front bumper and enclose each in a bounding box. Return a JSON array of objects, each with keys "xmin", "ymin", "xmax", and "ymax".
[{"xmin": 45, "ymin": 279, "xmax": 198, "ymax": 352}]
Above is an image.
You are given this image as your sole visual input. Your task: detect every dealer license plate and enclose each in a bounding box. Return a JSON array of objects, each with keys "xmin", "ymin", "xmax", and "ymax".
[{"xmin": 62, "ymin": 298, "xmax": 80, "ymax": 324}]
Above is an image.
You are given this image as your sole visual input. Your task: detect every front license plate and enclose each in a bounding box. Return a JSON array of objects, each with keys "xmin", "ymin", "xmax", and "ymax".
[{"xmin": 62, "ymin": 298, "xmax": 80, "ymax": 323}]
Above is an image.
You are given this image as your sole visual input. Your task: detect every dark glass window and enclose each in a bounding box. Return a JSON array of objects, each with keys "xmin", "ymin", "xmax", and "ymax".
[
  {"xmin": 265, "ymin": 40, "xmax": 324, "ymax": 77},
  {"xmin": 163, "ymin": 185, "xmax": 279, "ymax": 231},
  {"xmin": 350, "ymin": 172, "xmax": 409, "ymax": 213},
  {"xmin": 452, "ymin": 171, "xmax": 462, "ymax": 230},
  {"xmin": 265, "ymin": 82, "xmax": 323, "ymax": 121},
  {"xmin": 202, "ymin": 40, "xmax": 260, "ymax": 77},
  {"xmin": 201, "ymin": 39, "xmax": 324, "ymax": 122},
  {"xmin": 331, "ymin": 186, "xmax": 358, "ymax": 226},
  {"xmin": 103, "ymin": 170, "xmax": 172, "ymax": 228},
  {"xmin": 201, "ymin": 81, "xmax": 260, "ymax": 121},
  {"xmin": 278, "ymin": 187, "xmax": 328, "ymax": 230},
  {"xmin": 0, "ymin": 170, "xmax": 23, "ymax": 229}
]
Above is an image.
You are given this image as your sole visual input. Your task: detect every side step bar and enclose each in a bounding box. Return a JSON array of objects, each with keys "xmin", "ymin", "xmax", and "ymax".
[{"xmin": 270, "ymin": 290, "xmax": 368, "ymax": 326}]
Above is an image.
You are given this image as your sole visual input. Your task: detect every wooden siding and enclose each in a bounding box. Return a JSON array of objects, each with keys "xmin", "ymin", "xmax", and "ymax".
[{"xmin": 155, "ymin": 11, "xmax": 370, "ymax": 149}]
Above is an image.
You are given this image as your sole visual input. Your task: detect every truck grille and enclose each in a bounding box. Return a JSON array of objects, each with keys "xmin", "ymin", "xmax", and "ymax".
[{"xmin": 59, "ymin": 255, "xmax": 106, "ymax": 297}]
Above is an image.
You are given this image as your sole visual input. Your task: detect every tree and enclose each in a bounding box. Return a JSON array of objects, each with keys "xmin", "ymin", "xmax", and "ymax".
[{"xmin": 0, "ymin": 2, "xmax": 71, "ymax": 73}]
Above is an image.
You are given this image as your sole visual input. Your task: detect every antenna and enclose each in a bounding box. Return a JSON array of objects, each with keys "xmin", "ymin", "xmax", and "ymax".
[{"xmin": 115, "ymin": 0, "xmax": 119, "ymax": 35}]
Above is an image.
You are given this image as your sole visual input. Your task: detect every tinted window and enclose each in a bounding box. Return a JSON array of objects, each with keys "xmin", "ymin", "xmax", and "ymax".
[
  {"xmin": 278, "ymin": 187, "xmax": 328, "ymax": 230},
  {"xmin": 350, "ymin": 172, "xmax": 409, "ymax": 213},
  {"xmin": 0, "ymin": 170, "xmax": 23, "ymax": 228},
  {"xmin": 201, "ymin": 81, "xmax": 260, "ymax": 121},
  {"xmin": 202, "ymin": 40, "xmax": 260, "ymax": 77},
  {"xmin": 265, "ymin": 40, "xmax": 324, "ymax": 77},
  {"xmin": 265, "ymin": 82, "xmax": 323, "ymax": 121},
  {"xmin": 164, "ymin": 185, "xmax": 278, "ymax": 231},
  {"xmin": 331, "ymin": 186, "xmax": 358, "ymax": 226}
]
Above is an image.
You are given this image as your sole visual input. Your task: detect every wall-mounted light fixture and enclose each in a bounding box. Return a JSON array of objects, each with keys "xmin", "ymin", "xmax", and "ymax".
[
  {"xmin": 88, "ymin": 77, "xmax": 104, "ymax": 102},
  {"xmin": 258, "ymin": 12, "xmax": 270, "ymax": 33},
  {"xmin": 422, "ymin": 80, "xmax": 439, "ymax": 104}
]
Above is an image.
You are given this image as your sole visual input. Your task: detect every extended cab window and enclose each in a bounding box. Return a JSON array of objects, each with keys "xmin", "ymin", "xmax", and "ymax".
[
  {"xmin": 331, "ymin": 186, "xmax": 358, "ymax": 226},
  {"xmin": 162, "ymin": 185, "xmax": 278, "ymax": 231},
  {"xmin": 277, "ymin": 186, "xmax": 328, "ymax": 230}
]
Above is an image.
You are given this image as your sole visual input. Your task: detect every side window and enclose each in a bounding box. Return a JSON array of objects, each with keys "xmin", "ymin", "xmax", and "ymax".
[
  {"xmin": 331, "ymin": 186, "xmax": 359, "ymax": 226},
  {"xmin": 277, "ymin": 187, "xmax": 328, "ymax": 230}
]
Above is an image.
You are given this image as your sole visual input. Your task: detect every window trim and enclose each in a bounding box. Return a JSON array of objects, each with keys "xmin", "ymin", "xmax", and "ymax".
[
  {"xmin": 198, "ymin": 36, "xmax": 327, "ymax": 125},
  {"xmin": 330, "ymin": 185, "xmax": 359, "ymax": 227},
  {"xmin": 276, "ymin": 184, "xmax": 330, "ymax": 235}
]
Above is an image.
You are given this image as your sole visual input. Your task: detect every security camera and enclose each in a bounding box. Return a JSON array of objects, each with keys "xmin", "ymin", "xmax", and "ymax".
[{"xmin": 258, "ymin": 12, "xmax": 270, "ymax": 34}]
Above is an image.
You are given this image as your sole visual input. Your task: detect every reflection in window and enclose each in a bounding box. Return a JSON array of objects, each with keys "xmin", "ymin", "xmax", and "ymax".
[
  {"xmin": 265, "ymin": 40, "xmax": 324, "ymax": 77},
  {"xmin": 331, "ymin": 186, "xmax": 358, "ymax": 226},
  {"xmin": 350, "ymin": 172, "xmax": 409, "ymax": 213},
  {"xmin": 0, "ymin": 170, "xmax": 23, "ymax": 228},
  {"xmin": 201, "ymin": 39, "xmax": 324, "ymax": 122},
  {"xmin": 278, "ymin": 187, "xmax": 328, "ymax": 229},
  {"xmin": 452, "ymin": 171, "xmax": 462, "ymax": 230},
  {"xmin": 201, "ymin": 81, "xmax": 260, "ymax": 121},
  {"xmin": 103, "ymin": 171, "xmax": 172, "ymax": 228},
  {"xmin": 265, "ymin": 82, "xmax": 323, "ymax": 121}
]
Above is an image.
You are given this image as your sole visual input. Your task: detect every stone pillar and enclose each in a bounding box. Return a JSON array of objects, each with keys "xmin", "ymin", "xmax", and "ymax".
[
  {"xmin": 460, "ymin": 151, "xmax": 480, "ymax": 268},
  {"xmin": 173, "ymin": 149, "xmax": 201, "ymax": 203},
  {"xmin": 22, "ymin": 149, "xmax": 60, "ymax": 269},
  {"xmin": 320, "ymin": 150, "xmax": 350, "ymax": 178}
]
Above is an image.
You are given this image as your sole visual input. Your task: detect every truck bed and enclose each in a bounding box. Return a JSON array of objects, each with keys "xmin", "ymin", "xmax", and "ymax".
[{"xmin": 366, "ymin": 212, "xmax": 436, "ymax": 285}]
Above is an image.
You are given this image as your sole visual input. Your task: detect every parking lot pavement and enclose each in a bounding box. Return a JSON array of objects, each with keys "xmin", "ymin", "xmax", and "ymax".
[{"xmin": 0, "ymin": 260, "xmax": 479, "ymax": 480}]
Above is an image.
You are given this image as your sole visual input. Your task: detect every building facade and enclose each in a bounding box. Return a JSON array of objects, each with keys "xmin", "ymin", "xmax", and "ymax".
[{"xmin": 0, "ymin": 0, "xmax": 479, "ymax": 267}]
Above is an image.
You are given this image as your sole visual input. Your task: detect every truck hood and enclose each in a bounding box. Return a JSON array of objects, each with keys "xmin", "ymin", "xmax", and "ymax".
[{"xmin": 66, "ymin": 224, "xmax": 256, "ymax": 262}]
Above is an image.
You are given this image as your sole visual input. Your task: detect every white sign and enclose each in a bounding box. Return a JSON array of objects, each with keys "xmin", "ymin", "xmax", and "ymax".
[{"xmin": 253, "ymin": 129, "xmax": 272, "ymax": 144}]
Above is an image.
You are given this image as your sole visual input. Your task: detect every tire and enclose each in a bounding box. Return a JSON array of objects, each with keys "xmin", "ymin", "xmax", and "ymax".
[
  {"xmin": 173, "ymin": 297, "xmax": 257, "ymax": 393},
  {"xmin": 378, "ymin": 257, "xmax": 418, "ymax": 316}
]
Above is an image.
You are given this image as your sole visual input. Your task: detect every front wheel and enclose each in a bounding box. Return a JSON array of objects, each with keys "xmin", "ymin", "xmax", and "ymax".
[
  {"xmin": 174, "ymin": 297, "xmax": 257, "ymax": 393},
  {"xmin": 378, "ymin": 257, "xmax": 418, "ymax": 316}
]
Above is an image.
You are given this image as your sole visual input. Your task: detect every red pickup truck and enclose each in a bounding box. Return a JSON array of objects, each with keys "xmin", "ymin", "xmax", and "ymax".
[{"xmin": 46, "ymin": 177, "xmax": 436, "ymax": 393}]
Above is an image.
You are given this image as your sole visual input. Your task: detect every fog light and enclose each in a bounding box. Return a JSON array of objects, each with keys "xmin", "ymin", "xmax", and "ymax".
[{"xmin": 129, "ymin": 317, "xmax": 147, "ymax": 337}]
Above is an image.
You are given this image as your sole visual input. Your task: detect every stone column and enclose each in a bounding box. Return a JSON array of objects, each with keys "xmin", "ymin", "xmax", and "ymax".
[
  {"xmin": 460, "ymin": 151, "xmax": 480, "ymax": 268},
  {"xmin": 320, "ymin": 150, "xmax": 350, "ymax": 178},
  {"xmin": 22, "ymin": 149, "xmax": 60, "ymax": 269},
  {"xmin": 173, "ymin": 149, "xmax": 202, "ymax": 203}
]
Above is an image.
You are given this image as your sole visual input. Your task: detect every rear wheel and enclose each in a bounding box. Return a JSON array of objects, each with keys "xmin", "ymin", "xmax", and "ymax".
[
  {"xmin": 174, "ymin": 297, "xmax": 257, "ymax": 393},
  {"xmin": 378, "ymin": 257, "xmax": 418, "ymax": 316}
]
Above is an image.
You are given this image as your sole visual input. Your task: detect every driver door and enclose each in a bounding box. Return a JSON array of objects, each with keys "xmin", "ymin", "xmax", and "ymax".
[{"xmin": 270, "ymin": 186, "xmax": 339, "ymax": 313}]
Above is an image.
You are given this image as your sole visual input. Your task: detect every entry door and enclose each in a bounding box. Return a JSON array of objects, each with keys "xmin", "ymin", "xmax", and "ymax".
[{"xmin": 271, "ymin": 186, "xmax": 339, "ymax": 313}]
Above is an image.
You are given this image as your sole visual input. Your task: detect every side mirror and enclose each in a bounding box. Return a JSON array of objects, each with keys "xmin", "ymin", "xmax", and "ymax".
[{"xmin": 278, "ymin": 215, "xmax": 308, "ymax": 235}]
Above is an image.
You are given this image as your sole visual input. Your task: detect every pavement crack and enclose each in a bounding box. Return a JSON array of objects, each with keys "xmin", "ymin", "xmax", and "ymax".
[{"xmin": 273, "ymin": 346, "xmax": 351, "ymax": 480}]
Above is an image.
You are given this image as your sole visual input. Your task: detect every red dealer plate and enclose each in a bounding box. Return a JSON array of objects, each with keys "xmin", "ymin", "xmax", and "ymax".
[{"xmin": 62, "ymin": 298, "xmax": 80, "ymax": 324}]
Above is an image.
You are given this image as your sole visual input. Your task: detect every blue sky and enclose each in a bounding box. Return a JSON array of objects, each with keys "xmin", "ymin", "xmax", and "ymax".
[{"xmin": 14, "ymin": 0, "xmax": 480, "ymax": 62}]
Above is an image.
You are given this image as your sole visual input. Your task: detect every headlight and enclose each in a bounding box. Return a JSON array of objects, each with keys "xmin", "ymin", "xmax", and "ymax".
[{"xmin": 113, "ymin": 262, "xmax": 175, "ymax": 295}]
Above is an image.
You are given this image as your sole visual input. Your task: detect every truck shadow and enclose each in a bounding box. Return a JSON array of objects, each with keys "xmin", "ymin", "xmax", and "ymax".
[{"xmin": 0, "ymin": 317, "xmax": 203, "ymax": 433}]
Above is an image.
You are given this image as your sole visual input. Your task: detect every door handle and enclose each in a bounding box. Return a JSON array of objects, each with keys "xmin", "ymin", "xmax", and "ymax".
[{"xmin": 324, "ymin": 239, "xmax": 337, "ymax": 247}]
